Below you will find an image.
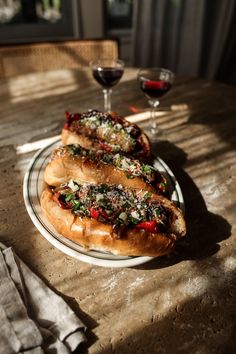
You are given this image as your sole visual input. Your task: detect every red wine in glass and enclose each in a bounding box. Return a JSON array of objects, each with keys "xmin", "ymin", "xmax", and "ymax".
[
  {"xmin": 92, "ymin": 67, "xmax": 124, "ymax": 88},
  {"xmin": 140, "ymin": 80, "xmax": 172, "ymax": 100},
  {"xmin": 90, "ymin": 59, "xmax": 124, "ymax": 112},
  {"xmin": 138, "ymin": 68, "xmax": 175, "ymax": 140}
]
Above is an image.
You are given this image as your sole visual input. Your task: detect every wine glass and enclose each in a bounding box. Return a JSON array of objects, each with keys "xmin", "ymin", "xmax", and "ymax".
[
  {"xmin": 90, "ymin": 58, "xmax": 124, "ymax": 112},
  {"xmin": 138, "ymin": 67, "xmax": 175, "ymax": 140}
]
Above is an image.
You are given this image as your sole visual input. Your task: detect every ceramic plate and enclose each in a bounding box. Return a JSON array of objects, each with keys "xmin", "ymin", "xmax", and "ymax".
[{"xmin": 23, "ymin": 137, "xmax": 184, "ymax": 268}]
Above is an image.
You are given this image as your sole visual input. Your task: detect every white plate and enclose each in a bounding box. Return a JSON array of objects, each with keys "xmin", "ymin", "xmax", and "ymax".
[{"xmin": 23, "ymin": 137, "xmax": 184, "ymax": 268}]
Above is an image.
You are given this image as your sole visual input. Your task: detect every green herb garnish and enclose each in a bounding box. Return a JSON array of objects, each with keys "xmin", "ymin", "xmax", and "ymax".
[
  {"xmin": 65, "ymin": 193, "xmax": 75, "ymax": 202},
  {"xmin": 142, "ymin": 164, "xmax": 154, "ymax": 174},
  {"xmin": 127, "ymin": 174, "xmax": 134, "ymax": 179},
  {"xmin": 143, "ymin": 192, "xmax": 152, "ymax": 200}
]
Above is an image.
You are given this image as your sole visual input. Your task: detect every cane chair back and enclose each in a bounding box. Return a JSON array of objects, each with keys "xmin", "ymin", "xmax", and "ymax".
[{"xmin": 0, "ymin": 39, "xmax": 119, "ymax": 78}]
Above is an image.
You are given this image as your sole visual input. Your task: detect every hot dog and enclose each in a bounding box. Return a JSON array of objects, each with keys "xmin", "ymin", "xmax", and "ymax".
[
  {"xmin": 40, "ymin": 182, "xmax": 186, "ymax": 257},
  {"xmin": 44, "ymin": 144, "xmax": 168, "ymax": 195},
  {"xmin": 61, "ymin": 109, "xmax": 151, "ymax": 158}
]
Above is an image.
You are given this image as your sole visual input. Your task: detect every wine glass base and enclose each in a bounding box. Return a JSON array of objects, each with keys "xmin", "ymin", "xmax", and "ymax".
[{"xmin": 145, "ymin": 126, "xmax": 164, "ymax": 142}]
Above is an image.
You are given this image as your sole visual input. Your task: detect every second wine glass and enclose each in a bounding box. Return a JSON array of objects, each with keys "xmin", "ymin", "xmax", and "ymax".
[
  {"xmin": 90, "ymin": 59, "xmax": 124, "ymax": 112},
  {"xmin": 138, "ymin": 67, "xmax": 175, "ymax": 140}
]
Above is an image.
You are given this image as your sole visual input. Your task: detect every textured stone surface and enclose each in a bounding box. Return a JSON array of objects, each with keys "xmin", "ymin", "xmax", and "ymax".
[{"xmin": 0, "ymin": 69, "xmax": 236, "ymax": 353}]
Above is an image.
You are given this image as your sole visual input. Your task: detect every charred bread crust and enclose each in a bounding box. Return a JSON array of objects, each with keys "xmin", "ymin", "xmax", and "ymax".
[{"xmin": 40, "ymin": 187, "xmax": 186, "ymax": 257}]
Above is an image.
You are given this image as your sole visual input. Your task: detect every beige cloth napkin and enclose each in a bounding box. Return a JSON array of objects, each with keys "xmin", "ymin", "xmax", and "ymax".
[{"xmin": 0, "ymin": 242, "xmax": 86, "ymax": 354}]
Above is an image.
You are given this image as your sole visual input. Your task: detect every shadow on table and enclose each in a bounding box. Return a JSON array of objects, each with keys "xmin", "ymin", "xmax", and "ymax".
[
  {"xmin": 61, "ymin": 294, "xmax": 98, "ymax": 354},
  {"xmin": 136, "ymin": 140, "xmax": 232, "ymax": 271},
  {"xmin": 94, "ymin": 272, "xmax": 236, "ymax": 354},
  {"xmin": 92, "ymin": 140, "xmax": 234, "ymax": 354}
]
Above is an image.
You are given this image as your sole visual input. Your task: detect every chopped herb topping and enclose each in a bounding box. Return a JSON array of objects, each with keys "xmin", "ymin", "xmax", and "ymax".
[
  {"xmin": 64, "ymin": 109, "xmax": 142, "ymax": 153},
  {"xmin": 53, "ymin": 182, "xmax": 170, "ymax": 233},
  {"xmin": 53, "ymin": 144, "xmax": 167, "ymax": 194},
  {"xmin": 142, "ymin": 164, "xmax": 155, "ymax": 174}
]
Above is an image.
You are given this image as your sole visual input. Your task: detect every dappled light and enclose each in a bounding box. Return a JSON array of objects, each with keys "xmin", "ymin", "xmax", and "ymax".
[
  {"xmin": 0, "ymin": 1, "xmax": 235, "ymax": 352},
  {"xmin": 8, "ymin": 70, "xmax": 80, "ymax": 103},
  {"xmin": 0, "ymin": 66, "xmax": 235, "ymax": 354}
]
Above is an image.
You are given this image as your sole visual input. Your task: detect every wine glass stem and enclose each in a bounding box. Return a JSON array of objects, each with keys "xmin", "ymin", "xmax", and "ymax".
[
  {"xmin": 103, "ymin": 88, "xmax": 112, "ymax": 112},
  {"xmin": 150, "ymin": 100, "xmax": 160, "ymax": 132}
]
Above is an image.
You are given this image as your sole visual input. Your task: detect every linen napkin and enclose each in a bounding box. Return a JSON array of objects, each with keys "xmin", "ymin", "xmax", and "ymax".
[{"xmin": 0, "ymin": 242, "xmax": 86, "ymax": 354}]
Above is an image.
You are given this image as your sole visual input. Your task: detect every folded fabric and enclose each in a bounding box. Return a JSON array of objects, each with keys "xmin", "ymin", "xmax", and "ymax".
[{"xmin": 0, "ymin": 242, "xmax": 86, "ymax": 354}]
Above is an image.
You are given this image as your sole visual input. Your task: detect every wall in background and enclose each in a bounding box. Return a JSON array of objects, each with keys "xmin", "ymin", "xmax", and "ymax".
[
  {"xmin": 0, "ymin": 0, "xmax": 132, "ymax": 65},
  {"xmin": 0, "ymin": 0, "xmax": 80, "ymax": 43},
  {"xmin": 2, "ymin": 0, "xmax": 234, "ymax": 84}
]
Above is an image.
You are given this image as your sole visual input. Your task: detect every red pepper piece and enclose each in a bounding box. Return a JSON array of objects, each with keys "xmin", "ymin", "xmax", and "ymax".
[
  {"xmin": 63, "ymin": 122, "xmax": 69, "ymax": 130},
  {"xmin": 74, "ymin": 113, "xmax": 80, "ymax": 120},
  {"xmin": 65, "ymin": 111, "xmax": 71, "ymax": 120},
  {"xmin": 90, "ymin": 208, "xmax": 99, "ymax": 219},
  {"xmin": 99, "ymin": 209, "xmax": 109, "ymax": 219},
  {"xmin": 136, "ymin": 220, "xmax": 158, "ymax": 233},
  {"xmin": 64, "ymin": 111, "xmax": 73, "ymax": 130},
  {"xmin": 64, "ymin": 111, "xmax": 80, "ymax": 126}
]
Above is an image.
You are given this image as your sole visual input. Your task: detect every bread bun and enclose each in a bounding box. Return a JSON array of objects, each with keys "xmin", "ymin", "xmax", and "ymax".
[
  {"xmin": 62, "ymin": 110, "xmax": 151, "ymax": 158},
  {"xmin": 44, "ymin": 144, "xmax": 167, "ymax": 194},
  {"xmin": 40, "ymin": 183, "xmax": 186, "ymax": 257}
]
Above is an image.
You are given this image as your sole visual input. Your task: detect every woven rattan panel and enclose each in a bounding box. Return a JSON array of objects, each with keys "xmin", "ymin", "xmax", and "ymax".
[{"xmin": 0, "ymin": 40, "xmax": 118, "ymax": 77}]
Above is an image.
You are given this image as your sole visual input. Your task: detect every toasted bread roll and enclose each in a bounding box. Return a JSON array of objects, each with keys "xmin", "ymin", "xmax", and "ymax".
[
  {"xmin": 40, "ymin": 183, "xmax": 186, "ymax": 257},
  {"xmin": 44, "ymin": 144, "xmax": 167, "ymax": 194},
  {"xmin": 62, "ymin": 109, "xmax": 151, "ymax": 158}
]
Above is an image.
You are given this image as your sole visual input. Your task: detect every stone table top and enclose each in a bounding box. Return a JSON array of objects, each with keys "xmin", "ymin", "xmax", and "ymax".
[{"xmin": 0, "ymin": 68, "xmax": 236, "ymax": 354}]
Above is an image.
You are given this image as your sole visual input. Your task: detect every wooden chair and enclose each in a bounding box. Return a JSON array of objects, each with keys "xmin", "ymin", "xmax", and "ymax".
[{"xmin": 0, "ymin": 39, "xmax": 119, "ymax": 78}]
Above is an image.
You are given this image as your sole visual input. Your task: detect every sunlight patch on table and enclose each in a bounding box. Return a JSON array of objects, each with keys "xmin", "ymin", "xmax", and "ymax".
[
  {"xmin": 223, "ymin": 256, "xmax": 236, "ymax": 272},
  {"xmin": 8, "ymin": 70, "xmax": 78, "ymax": 103},
  {"xmin": 16, "ymin": 135, "xmax": 60, "ymax": 155}
]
